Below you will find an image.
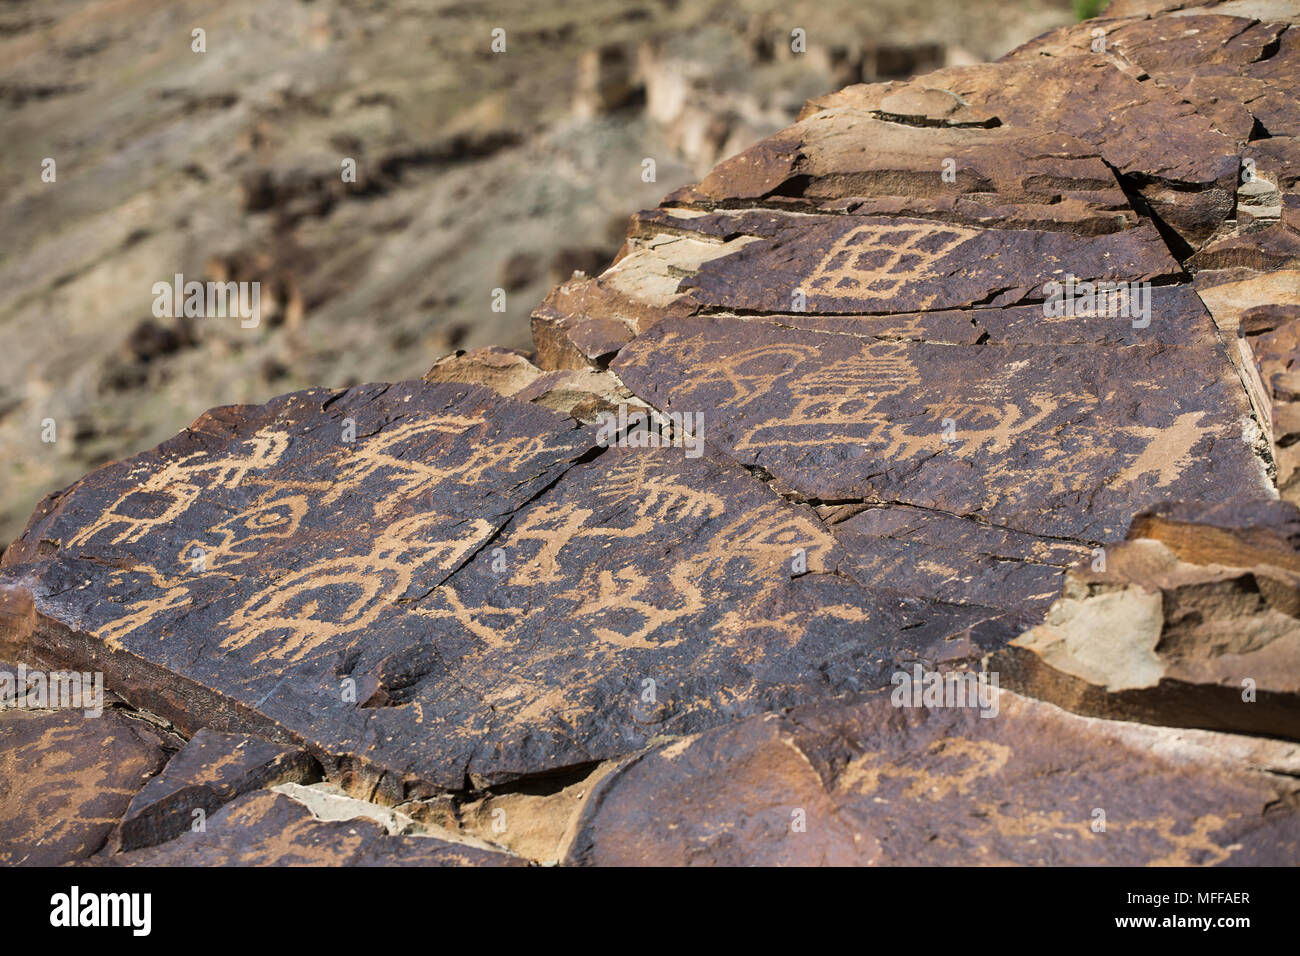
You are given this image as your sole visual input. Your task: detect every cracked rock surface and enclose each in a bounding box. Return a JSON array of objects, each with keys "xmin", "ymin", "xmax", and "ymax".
[{"xmin": 3, "ymin": 0, "xmax": 1300, "ymax": 865}]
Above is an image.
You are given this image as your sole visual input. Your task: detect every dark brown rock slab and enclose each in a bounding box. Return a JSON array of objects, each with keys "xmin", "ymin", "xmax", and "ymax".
[
  {"xmin": 117, "ymin": 728, "xmax": 319, "ymax": 852},
  {"xmin": 0, "ymin": 708, "xmax": 171, "ymax": 865},
  {"xmin": 804, "ymin": 55, "xmax": 1240, "ymax": 253},
  {"xmin": 679, "ymin": 113, "xmax": 1137, "ymax": 234},
  {"xmin": 1000, "ymin": 12, "xmax": 1300, "ymax": 239},
  {"xmin": 108, "ymin": 790, "xmax": 524, "ymax": 867},
  {"xmin": 1010, "ymin": 13, "xmax": 1286, "ymax": 87},
  {"xmin": 0, "ymin": 378, "xmax": 1002, "ymax": 796},
  {"xmin": 676, "ymin": 214, "xmax": 1179, "ymax": 315},
  {"xmin": 613, "ymin": 314, "xmax": 1271, "ymax": 544},
  {"xmin": 1190, "ymin": 216, "xmax": 1300, "ymax": 273},
  {"xmin": 1079, "ymin": 12, "xmax": 1299, "ymax": 139},
  {"xmin": 699, "ymin": 284, "xmax": 1220, "ymax": 346},
  {"xmin": 834, "ymin": 504, "xmax": 1092, "ymax": 616},
  {"xmin": 592, "ymin": 203, "xmax": 1178, "ymax": 355},
  {"xmin": 566, "ymin": 689, "xmax": 1300, "ymax": 865},
  {"xmin": 0, "ymin": 380, "xmax": 595, "ymax": 793},
  {"xmin": 344, "ymin": 441, "xmax": 1001, "ymax": 787}
]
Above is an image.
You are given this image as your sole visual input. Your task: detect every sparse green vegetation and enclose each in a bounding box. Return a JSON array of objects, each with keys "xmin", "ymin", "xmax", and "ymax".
[{"xmin": 1075, "ymin": 0, "xmax": 1107, "ymax": 20}]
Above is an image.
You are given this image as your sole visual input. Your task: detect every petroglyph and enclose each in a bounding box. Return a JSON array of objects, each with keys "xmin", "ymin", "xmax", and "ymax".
[
  {"xmin": 221, "ymin": 514, "xmax": 495, "ymax": 664},
  {"xmin": 1, "ymin": 380, "xmax": 998, "ymax": 791},
  {"xmin": 565, "ymin": 691, "xmax": 1294, "ymax": 866},
  {"xmin": 615, "ymin": 315, "xmax": 1269, "ymax": 542},
  {"xmin": 803, "ymin": 221, "xmax": 980, "ymax": 303},
  {"xmin": 67, "ymin": 429, "xmax": 291, "ymax": 549},
  {"xmin": 7, "ymin": 0, "xmax": 1300, "ymax": 866}
]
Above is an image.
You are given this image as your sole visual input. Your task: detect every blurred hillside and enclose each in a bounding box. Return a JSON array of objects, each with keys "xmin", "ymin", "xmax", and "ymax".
[{"xmin": 0, "ymin": 0, "xmax": 1076, "ymax": 544}]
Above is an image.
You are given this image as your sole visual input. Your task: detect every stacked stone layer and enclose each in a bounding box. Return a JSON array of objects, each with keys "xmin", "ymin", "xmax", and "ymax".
[{"xmin": 2, "ymin": 0, "xmax": 1299, "ymax": 865}]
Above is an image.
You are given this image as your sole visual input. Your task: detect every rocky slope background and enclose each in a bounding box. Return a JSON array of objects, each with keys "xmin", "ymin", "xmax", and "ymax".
[
  {"xmin": 3, "ymin": 0, "xmax": 1300, "ymax": 866},
  {"xmin": 0, "ymin": 0, "xmax": 1076, "ymax": 548}
]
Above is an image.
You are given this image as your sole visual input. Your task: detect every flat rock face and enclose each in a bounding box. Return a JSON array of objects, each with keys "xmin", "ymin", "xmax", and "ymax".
[
  {"xmin": 4, "ymin": 1, "xmax": 1300, "ymax": 865},
  {"xmin": 566, "ymin": 691, "xmax": 1300, "ymax": 866},
  {"xmin": 677, "ymin": 216, "xmax": 1179, "ymax": 313},
  {"xmin": 2, "ymin": 377, "xmax": 1003, "ymax": 795},
  {"xmin": 684, "ymin": 112, "xmax": 1138, "ymax": 233},
  {"xmin": 108, "ymin": 790, "xmax": 524, "ymax": 867},
  {"xmin": 803, "ymin": 34, "xmax": 1250, "ymax": 254},
  {"xmin": 119, "ymin": 729, "xmax": 318, "ymax": 851},
  {"xmin": 833, "ymin": 504, "xmax": 1092, "ymax": 614},
  {"xmin": 2, "ymin": 381, "xmax": 586, "ymax": 788},
  {"xmin": 614, "ymin": 314, "xmax": 1265, "ymax": 545},
  {"xmin": 0, "ymin": 707, "xmax": 171, "ymax": 865}
]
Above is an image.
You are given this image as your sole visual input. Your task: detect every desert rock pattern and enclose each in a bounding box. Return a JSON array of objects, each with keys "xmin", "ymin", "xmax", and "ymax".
[
  {"xmin": 0, "ymin": 0, "xmax": 1075, "ymax": 549},
  {"xmin": 3, "ymin": 0, "xmax": 1300, "ymax": 865}
]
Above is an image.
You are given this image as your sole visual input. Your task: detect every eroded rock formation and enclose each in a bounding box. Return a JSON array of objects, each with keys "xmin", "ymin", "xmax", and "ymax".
[{"xmin": 2, "ymin": 0, "xmax": 1299, "ymax": 865}]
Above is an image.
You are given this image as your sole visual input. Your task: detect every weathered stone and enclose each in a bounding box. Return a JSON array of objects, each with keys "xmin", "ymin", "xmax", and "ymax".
[
  {"xmin": 108, "ymin": 789, "xmax": 525, "ymax": 867},
  {"xmin": 613, "ymin": 313, "xmax": 1270, "ymax": 544},
  {"xmin": 1190, "ymin": 218, "xmax": 1300, "ymax": 273},
  {"xmin": 833, "ymin": 503, "xmax": 1091, "ymax": 616},
  {"xmin": 0, "ymin": 378, "xmax": 1004, "ymax": 798},
  {"xmin": 1237, "ymin": 307, "xmax": 1300, "ymax": 495},
  {"xmin": 1194, "ymin": 263, "xmax": 1300, "ymax": 502},
  {"xmin": 117, "ymin": 728, "xmax": 319, "ymax": 851},
  {"xmin": 1196, "ymin": 268, "xmax": 1300, "ymax": 336},
  {"xmin": 566, "ymin": 689, "xmax": 1300, "ymax": 865},
  {"xmin": 1127, "ymin": 499, "xmax": 1300, "ymax": 571},
  {"xmin": 1, "ymin": 381, "xmax": 594, "ymax": 793},
  {"xmin": 1188, "ymin": 140, "xmax": 1300, "ymax": 273},
  {"xmin": 999, "ymin": 11, "xmax": 1300, "ymax": 248},
  {"xmin": 684, "ymin": 114, "xmax": 1135, "ymax": 234},
  {"xmin": 0, "ymin": 707, "xmax": 171, "ymax": 865},
  {"xmin": 993, "ymin": 501, "xmax": 1300, "ymax": 738},
  {"xmin": 423, "ymin": 347, "xmax": 636, "ymax": 420},
  {"xmin": 676, "ymin": 215, "xmax": 1178, "ymax": 314},
  {"xmin": 421, "ymin": 347, "xmax": 547, "ymax": 395},
  {"xmin": 874, "ymin": 86, "xmax": 998, "ymax": 127},
  {"xmin": 804, "ymin": 51, "xmax": 1241, "ymax": 253},
  {"xmin": 530, "ymin": 250, "xmax": 711, "ymax": 370},
  {"xmin": 436, "ymin": 760, "xmax": 616, "ymax": 864},
  {"xmin": 1093, "ymin": 10, "xmax": 1300, "ymax": 140},
  {"xmin": 7, "ymin": 0, "xmax": 1300, "ymax": 867}
]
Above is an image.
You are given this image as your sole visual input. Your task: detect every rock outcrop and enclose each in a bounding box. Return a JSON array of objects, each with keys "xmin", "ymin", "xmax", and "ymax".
[
  {"xmin": 0, "ymin": 702, "xmax": 174, "ymax": 865},
  {"xmin": 3, "ymin": 0, "xmax": 1300, "ymax": 866},
  {"xmin": 0, "ymin": 0, "xmax": 1074, "ymax": 550},
  {"xmin": 565, "ymin": 691, "xmax": 1300, "ymax": 866},
  {"xmin": 995, "ymin": 500, "xmax": 1300, "ymax": 740}
]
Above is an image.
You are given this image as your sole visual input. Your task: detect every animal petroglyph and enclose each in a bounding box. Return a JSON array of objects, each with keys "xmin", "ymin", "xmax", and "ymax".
[
  {"xmin": 221, "ymin": 513, "xmax": 494, "ymax": 664},
  {"xmin": 67, "ymin": 429, "xmax": 291, "ymax": 548}
]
